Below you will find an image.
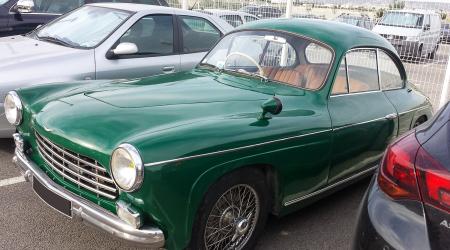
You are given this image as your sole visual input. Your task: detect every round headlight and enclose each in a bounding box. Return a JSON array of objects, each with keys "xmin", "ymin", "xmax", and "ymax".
[
  {"xmin": 111, "ymin": 144, "xmax": 143, "ymax": 192},
  {"xmin": 4, "ymin": 91, "xmax": 23, "ymax": 126}
]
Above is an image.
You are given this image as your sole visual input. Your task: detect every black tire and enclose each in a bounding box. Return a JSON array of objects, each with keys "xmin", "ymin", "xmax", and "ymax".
[
  {"xmin": 428, "ymin": 46, "xmax": 437, "ymax": 60},
  {"xmin": 414, "ymin": 44, "xmax": 423, "ymax": 61},
  {"xmin": 190, "ymin": 168, "xmax": 270, "ymax": 250}
]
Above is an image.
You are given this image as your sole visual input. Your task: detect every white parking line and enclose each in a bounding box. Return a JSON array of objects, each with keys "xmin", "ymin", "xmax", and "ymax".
[{"xmin": 0, "ymin": 176, "xmax": 25, "ymax": 187}]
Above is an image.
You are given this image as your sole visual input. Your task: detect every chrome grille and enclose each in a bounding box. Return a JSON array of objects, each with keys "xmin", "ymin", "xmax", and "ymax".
[{"xmin": 35, "ymin": 132, "xmax": 118, "ymax": 199}]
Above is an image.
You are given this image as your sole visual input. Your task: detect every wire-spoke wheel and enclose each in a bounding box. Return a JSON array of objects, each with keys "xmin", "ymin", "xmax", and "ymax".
[
  {"xmin": 190, "ymin": 168, "xmax": 270, "ymax": 250},
  {"xmin": 204, "ymin": 184, "xmax": 260, "ymax": 250}
]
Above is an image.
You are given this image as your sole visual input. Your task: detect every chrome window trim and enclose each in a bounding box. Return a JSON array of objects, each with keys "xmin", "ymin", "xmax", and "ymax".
[
  {"xmin": 283, "ymin": 165, "xmax": 378, "ymax": 206},
  {"xmin": 144, "ymin": 129, "xmax": 333, "ymax": 167},
  {"xmin": 330, "ymin": 89, "xmax": 382, "ymax": 97}
]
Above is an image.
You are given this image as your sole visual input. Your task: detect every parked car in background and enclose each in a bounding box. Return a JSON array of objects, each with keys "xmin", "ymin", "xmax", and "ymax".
[
  {"xmin": 196, "ymin": 8, "xmax": 259, "ymax": 27},
  {"xmin": 373, "ymin": 10, "xmax": 442, "ymax": 59},
  {"xmin": 334, "ymin": 13, "xmax": 374, "ymax": 30},
  {"xmin": 352, "ymin": 102, "xmax": 450, "ymax": 250},
  {"xmin": 0, "ymin": 3, "xmax": 233, "ymax": 137},
  {"xmin": 239, "ymin": 4, "xmax": 282, "ymax": 19},
  {"xmin": 290, "ymin": 13, "xmax": 325, "ymax": 19},
  {"xmin": 9, "ymin": 18, "xmax": 432, "ymax": 249},
  {"xmin": 0, "ymin": 0, "xmax": 169, "ymax": 37},
  {"xmin": 441, "ymin": 23, "xmax": 450, "ymax": 44}
]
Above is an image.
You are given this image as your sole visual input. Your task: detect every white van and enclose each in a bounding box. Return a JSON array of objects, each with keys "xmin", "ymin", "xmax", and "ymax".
[{"xmin": 373, "ymin": 10, "xmax": 442, "ymax": 59}]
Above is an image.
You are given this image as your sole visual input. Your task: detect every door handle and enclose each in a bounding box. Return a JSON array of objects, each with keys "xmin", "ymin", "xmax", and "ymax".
[
  {"xmin": 385, "ymin": 113, "xmax": 398, "ymax": 120},
  {"xmin": 162, "ymin": 66, "xmax": 175, "ymax": 74}
]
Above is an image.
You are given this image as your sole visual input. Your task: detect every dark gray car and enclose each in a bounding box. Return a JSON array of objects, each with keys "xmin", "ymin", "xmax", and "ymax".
[{"xmin": 0, "ymin": 3, "xmax": 233, "ymax": 137}]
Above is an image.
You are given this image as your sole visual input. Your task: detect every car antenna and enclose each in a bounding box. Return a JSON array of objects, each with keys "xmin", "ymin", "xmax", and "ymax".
[{"xmin": 189, "ymin": 1, "xmax": 199, "ymax": 10}]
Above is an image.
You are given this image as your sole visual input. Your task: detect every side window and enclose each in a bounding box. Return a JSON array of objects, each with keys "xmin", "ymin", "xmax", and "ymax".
[
  {"xmin": 179, "ymin": 16, "xmax": 221, "ymax": 53},
  {"xmin": 33, "ymin": 0, "xmax": 84, "ymax": 13},
  {"xmin": 378, "ymin": 50, "xmax": 403, "ymax": 90},
  {"xmin": 220, "ymin": 15, "xmax": 243, "ymax": 27},
  {"xmin": 244, "ymin": 16, "xmax": 258, "ymax": 22},
  {"xmin": 346, "ymin": 49, "xmax": 379, "ymax": 93},
  {"xmin": 0, "ymin": 0, "xmax": 8, "ymax": 6},
  {"xmin": 119, "ymin": 15, "xmax": 174, "ymax": 55},
  {"xmin": 331, "ymin": 59, "xmax": 348, "ymax": 95}
]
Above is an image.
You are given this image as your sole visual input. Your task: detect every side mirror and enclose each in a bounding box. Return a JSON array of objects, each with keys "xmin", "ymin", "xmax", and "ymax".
[
  {"xmin": 259, "ymin": 97, "xmax": 283, "ymax": 120},
  {"xmin": 14, "ymin": 0, "xmax": 34, "ymax": 13},
  {"xmin": 106, "ymin": 42, "xmax": 138, "ymax": 59},
  {"xmin": 424, "ymin": 24, "xmax": 431, "ymax": 31}
]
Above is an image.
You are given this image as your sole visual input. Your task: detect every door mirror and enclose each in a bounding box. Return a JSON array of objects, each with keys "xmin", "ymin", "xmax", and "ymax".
[
  {"xmin": 424, "ymin": 24, "xmax": 431, "ymax": 31},
  {"xmin": 14, "ymin": 0, "xmax": 34, "ymax": 13},
  {"xmin": 113, "ymin": 42, "xmax": 138, "ymax": 55},
  {"xmin": 259, "ymin": 97, "xmax": 283, "ymax": 120}
]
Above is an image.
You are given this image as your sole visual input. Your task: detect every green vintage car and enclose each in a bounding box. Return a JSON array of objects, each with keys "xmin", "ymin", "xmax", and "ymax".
[{"xmin": 8, "ymin": 19, "xmax": 432, "ymax": 249}]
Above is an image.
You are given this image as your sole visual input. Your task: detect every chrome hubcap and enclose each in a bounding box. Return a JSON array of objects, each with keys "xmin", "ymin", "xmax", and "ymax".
[{"xmin": 204, "ymin": 184, "xmax": 260, "ymax": 250}]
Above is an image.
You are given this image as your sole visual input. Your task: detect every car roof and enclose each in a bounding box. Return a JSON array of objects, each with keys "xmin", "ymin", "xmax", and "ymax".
[{"xmin": 236, "ymin": 18, "xmax": 396, "ymax": 54}]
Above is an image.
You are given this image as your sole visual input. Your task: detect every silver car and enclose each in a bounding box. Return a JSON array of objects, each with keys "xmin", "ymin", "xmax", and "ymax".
[{"xmin": 0, "ymin": 3, "xmax": 233, "ymax": 137}]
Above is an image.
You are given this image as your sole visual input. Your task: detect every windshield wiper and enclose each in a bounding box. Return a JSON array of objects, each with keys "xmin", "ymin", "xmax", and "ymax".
[{"xmin": 37, "ymin": 35, "xmax": 78, "ymax": 48}]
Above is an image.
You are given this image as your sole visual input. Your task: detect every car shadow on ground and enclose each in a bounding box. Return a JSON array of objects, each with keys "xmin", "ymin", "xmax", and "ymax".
[
  {"xmin": 257, "ymin": 177, "xmax": 371, "ymax": 250},
  {"xmin": 0, "ymin": 139, "xmax": 14, "ymax": 154}
]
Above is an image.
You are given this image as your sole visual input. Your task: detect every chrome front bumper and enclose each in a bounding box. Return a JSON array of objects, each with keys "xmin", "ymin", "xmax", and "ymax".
[{"xmin": 12, "ymin": 149, "xmax": 165, "ymax": 248}]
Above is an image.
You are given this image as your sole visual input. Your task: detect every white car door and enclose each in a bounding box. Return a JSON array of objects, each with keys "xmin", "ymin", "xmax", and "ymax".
[{"xmin": 95, "ymin": 14, "xmax": 181, "ymax": 79}]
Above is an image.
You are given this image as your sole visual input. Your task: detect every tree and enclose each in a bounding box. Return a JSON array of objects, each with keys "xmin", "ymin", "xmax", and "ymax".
[{"xmin": 389, "ymin": 0, "xmax": 405, "ymax": 10}]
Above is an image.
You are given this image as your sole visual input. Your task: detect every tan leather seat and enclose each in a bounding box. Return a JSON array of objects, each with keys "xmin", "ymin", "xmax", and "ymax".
[{"xmin": 263, "ymin": 64, "xmax": 329, "ymax": 89}]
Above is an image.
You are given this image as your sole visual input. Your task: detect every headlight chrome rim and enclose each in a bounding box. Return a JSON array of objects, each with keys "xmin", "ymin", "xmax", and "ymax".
[
  {"xmin": 4, "ymin": 91, "xmax": 23, "ymax": 126},
  {"xmin": 110, "ymin": 143, "xmax": 144, "ymax": 192}
]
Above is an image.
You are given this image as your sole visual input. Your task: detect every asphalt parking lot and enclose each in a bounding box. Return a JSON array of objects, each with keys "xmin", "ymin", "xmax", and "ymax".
[{"xmin": 0, "ymin": 138, "xmax": 370, "ymax": 249}]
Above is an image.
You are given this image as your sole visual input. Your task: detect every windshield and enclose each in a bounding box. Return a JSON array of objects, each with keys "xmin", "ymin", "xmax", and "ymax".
[
  {"xmin": 201, "ymin": 30, "xmax": 333, "ymax": 90},
  {"xmin": 35, "ymin": 6, "xmax": 131, "ymax": 49},
  {"xmin": 380, "ymin": 12, "xmax": 424, "ymax": 28}
]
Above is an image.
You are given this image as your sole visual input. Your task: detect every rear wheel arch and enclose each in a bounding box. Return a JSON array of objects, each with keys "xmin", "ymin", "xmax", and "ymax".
[{"xmin": 413, "ymin": 115, "xmax": 428, "ymax": 128}]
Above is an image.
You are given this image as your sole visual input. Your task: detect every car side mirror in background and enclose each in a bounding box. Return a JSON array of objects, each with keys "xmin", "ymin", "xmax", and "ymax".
[
  {"xmin": 106, "ymin": 42, "xmax": 138, "ymax": 59},
  {"xmin": 259, "ymin": 97, "xmax": 283, "ymax": 120},
  {"xmin": 424, "ymin": 24, "xmax": 431, "ymax": 31},
  {"xmin": 14, "ymin": 0, "xmax": 34, "ymax": 13}
]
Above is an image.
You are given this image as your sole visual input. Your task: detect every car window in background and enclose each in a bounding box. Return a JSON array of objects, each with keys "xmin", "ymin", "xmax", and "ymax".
[
  {"xmin": 35, "ymin": 6, "xmax": 130, "ymax": 48},
  {"xmin": 378, "ymin": 50, "xmax": 403, "ymax": 90},
  {"xmin": 220, "ymin": 15, "xmax": 243, "ymax": 27},
  {"xmin": 244, "ymin": 16, "xmax": 258, "ymax": 22},
  {"xmin": 33, "ymin": 0, "xmax": 84, "ymax": 13},
  {"xmin": 346, "ymin": 49, "xmax": 379, "ymax": 93},
  {"xmin": 179, "ymin": 16, "xmax": 221, "ymax": 53},
  {"xmin": 119, "ymin": 15, "xmax": 174, "ymax": 55},
  {"xmin": 380, "ymin": 12, "xmax": 424, "ymax": 28}
]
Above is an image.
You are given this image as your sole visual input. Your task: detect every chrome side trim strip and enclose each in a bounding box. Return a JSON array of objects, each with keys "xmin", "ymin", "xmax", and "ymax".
[
  {"xmin": 283, "ymin": 165, "xmax": 378, "ymax": 206},
  {"xmin": 144, "ymin": 129, "xmax": 333, "ymax": 167},
  {"xmin": 332, "ymin": 116, "xmax": 387, "ymax": 131},
  {"xmin": 398, "ymin": 105, "xmax": 430, "ymax": 116}
]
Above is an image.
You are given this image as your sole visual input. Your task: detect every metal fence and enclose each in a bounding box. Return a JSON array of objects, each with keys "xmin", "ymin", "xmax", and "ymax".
[{"xmin": 167, "ymin": 0, "xmax": 450, "ymax": 110}]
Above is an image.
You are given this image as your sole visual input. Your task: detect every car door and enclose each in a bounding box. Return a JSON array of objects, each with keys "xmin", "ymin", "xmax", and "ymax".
[
  {"xmin": 177, "ymin": 15, "xmax": 222, "ymax": 72},
  {"xmin": 96, "ymin": 14, "xmax": 181, "ymax": 79},
  {"xmin": 8, "ymin": 0, "xmax": 83, "ymax": 35},
  {"xmin": 328, "ymin": 49, "xmax": 398, "ymax": 183},
  {"xmin": 379, "ymin": 49, "xmax": 431, "ymax": 133}
]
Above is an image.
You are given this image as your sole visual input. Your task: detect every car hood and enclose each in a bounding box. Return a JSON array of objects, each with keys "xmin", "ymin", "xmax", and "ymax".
[
  {"xmin": 31, "ymin": 71, "xmax": 277, "ymax": 157},
  {"xmin": 0, "ymin": 35, "xmax": 93, "ymax": 88},
  {"xmin": 373, "ymin": 25, "xmax": 422, "ymax": 37}
]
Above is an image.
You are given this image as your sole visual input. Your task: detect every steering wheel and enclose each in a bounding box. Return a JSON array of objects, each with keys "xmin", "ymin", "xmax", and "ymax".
[{"xmin": 224, "ymin": 52, "xmax": 265, "ymax": 79}]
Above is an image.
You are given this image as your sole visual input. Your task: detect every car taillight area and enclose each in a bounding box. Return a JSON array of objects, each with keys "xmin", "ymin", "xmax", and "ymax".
[
  {"xmin": 379, "ymin": 121, "xmax": 450, "ymax": 214},
  {"xmin": 378, "ymin": 132, "xmax": 421, "ymax": 200}
]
